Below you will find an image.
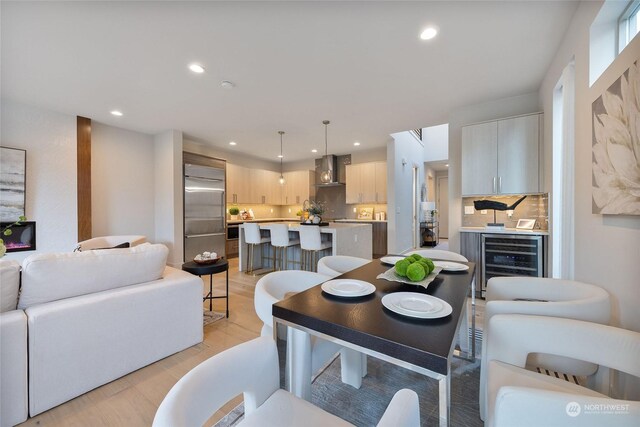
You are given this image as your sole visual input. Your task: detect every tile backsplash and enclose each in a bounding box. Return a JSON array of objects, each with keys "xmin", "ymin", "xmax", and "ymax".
[{"xmin": 462, "ymin": 194, "xmax": 548, "ymax": 229}]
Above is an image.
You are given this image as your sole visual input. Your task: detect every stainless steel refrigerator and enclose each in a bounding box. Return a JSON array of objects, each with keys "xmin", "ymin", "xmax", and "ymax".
[{"xmin": 183, "ymin": 153, "xmax": 226, "ymax": 262}]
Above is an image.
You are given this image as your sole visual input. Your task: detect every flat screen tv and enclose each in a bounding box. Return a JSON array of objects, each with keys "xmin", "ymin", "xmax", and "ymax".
[{"xmin": 1, "ymin": 221, "xmax": 36, "ymax": 252}]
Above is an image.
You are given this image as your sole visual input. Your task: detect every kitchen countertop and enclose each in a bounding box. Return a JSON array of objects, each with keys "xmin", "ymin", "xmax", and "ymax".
[
  {"xmin": 227, "ymin": 217, "xmax": 298, "ymax": 225},
  {"xmin": 239, "ymin": 221, "xmax": 372, "ymax": 231},
  {"xmin": 460, "ymin": 226, "xmax": 549, "ymax": 236},
  {"xmin": 333, "ymin": 218, "xmax": 388, "ymax": 223}
]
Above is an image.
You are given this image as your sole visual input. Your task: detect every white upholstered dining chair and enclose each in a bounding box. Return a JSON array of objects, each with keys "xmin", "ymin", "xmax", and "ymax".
[
  {"xmin": 404, "ymin": 249, "xmax": 468, "ymax": 262},
  {"xmin": 153, "ymin": 337, "xmax": 421, "ymax": 427},
  {"xmin": 485, "ymin": 314, "xmax": 640, "ymax": 427},
  {"xmin": 254, "ymin": 270, "xmax": 367, "ymax": 389},
  {"xmin": 317, "ymin": 255, "xmax": 370, "ymax": 278},
  {"xmin": 480, "ymin": 277, "xmax": 611, "ymax": 420}
]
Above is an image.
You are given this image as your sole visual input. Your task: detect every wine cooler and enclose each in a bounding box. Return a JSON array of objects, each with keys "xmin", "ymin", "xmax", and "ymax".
[{"xmin": 481, "ymin": 234, "xmax": 544, "ymax": 296}]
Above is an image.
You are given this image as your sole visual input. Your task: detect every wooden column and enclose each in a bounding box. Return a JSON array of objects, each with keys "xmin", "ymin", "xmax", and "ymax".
[{"xmin": 77, "ymin": 116, "xmax": 92, "ymax": 241}]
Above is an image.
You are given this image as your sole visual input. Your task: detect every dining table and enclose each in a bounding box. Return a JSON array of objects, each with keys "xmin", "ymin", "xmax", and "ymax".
[{"xmin": 272, "ymin": 257, "xmax": 476, "ymax": 427}]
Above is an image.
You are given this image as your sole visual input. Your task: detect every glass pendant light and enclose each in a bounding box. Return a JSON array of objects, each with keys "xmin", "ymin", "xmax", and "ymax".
[
  {"xmin": 278, "ymin": 131, "xmax": 285, "ymax": 185},
  {"xmin": 320, "ymin": 120, "xmax": 332, "ymax": 184}
]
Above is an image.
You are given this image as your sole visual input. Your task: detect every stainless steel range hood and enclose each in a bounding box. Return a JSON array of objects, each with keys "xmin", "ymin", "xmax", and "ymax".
[{"xmin": 314, "ymin": 154, "xmax": 350, "ymax": 186}]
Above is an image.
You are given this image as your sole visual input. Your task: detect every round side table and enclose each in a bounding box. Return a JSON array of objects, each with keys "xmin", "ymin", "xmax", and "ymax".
[{"xmin": 182, "ymin": 259, "xmax": 229, "ymax": 317}]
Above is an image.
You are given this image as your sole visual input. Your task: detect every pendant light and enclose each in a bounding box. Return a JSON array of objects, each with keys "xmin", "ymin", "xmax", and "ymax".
[
  {"xmin": 278, "ymin": 131, "xmax": 285, "ymax": 185},
  {"xmin": 320, "ymin": 120, "xmax": 332, "ymax": 184}
]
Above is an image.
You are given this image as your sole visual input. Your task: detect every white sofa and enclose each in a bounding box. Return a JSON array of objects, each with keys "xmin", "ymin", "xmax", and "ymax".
[
  {"xmin": 17, "ymin": 243, "xmax": 204, "ymax": 417},
  {"xmin": 0, "ymin": 260, "xmax": 28, "ymax": 427}
]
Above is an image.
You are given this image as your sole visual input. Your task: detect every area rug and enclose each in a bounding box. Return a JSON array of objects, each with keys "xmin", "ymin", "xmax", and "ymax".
[
  {"xmin": 214, "ymin": 332, "xmax": 483, "ymax": 427},
  {"xmin": 203, "ymin": 310, "xmax": 226, "ymax": 326}
]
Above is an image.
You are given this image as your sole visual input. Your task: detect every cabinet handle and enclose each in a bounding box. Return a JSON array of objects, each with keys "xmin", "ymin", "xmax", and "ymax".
[
  {"xmin": 262, "ymin": 195, "xmax": 265, "ymax": 204},
  {"xmin": 493, "ymin": 177, "xmax": 497, "ymax": 194},
  {"xmin": 498, "ymin": 177, "xmax": 502, "ymax": 193},
  {"xmin": 296, "ymin": 196, "xmax": 300, "ymax": 204},
  {"xmin": 376, "ymin": 192, "xmax": 378, "ymax": 203}
]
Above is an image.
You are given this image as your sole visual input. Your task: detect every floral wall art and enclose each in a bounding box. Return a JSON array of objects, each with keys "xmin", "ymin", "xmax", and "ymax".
[{"xmin": 592, "ymin": 59, "xmax": 640, "ymax": 215}]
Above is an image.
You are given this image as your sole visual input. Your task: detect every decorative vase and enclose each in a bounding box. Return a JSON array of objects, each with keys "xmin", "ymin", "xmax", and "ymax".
[
  {"xmin": 312, "ymin": 215, "xmax": 321, "ymax": 224},
  {"xmin": 230, "ymin": 214, "xmax": 238, "ymax": 220}
]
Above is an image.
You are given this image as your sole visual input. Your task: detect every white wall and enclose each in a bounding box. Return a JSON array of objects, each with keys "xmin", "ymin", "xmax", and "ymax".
[
  {"xmin": 92, "ymin": 122, "xmax": 155, "ymax": 239},
  {"xmin": 184, "ymin": 139, "xmax": 280, "ymax": 171},
  {"xmin": 388, "ymin": 132, "xmax": 424, "ymax": 254},
  {"xmin": 154, "ymin": 130, "xmax": 183, "ymax": 267},
  {"xmin": 540, "ymin": 0, "xmax": 640, "ymax": 335},
  {"xmin": 423, "ymin": 123, "xmax": 449, "ymax": 162},
  {"xmin": 351, "ymin": 147, "xmax": 387, "ymax": 164},
  {"xmin": 447, "ymin": 92, "xmax": 540, "ymax": 253},
  {"xmin": 281, "ymin": 146, "xmax": 387, "ymax": 172},
  {"xmin": 1, "ymin": 99, "xmax": 77, "ymax": 261}
]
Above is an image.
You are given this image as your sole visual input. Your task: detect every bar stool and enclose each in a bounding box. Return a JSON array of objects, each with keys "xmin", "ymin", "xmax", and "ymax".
[
  {"xmin": 244, "ymin": 222, "xmax": 271, "ymax": 275},
  {"xmin": 269, "ymin": 224, "xmax": 300, "ymax": 271},
  {"xmin": 298, "ymin": 225, "xmax": 332, "ymax": 272}
]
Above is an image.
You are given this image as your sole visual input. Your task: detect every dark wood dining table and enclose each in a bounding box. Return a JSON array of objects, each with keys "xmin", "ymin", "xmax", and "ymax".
[{"xmin": 272, "ymin": 258, "xmax": 476, "ymax": 427}]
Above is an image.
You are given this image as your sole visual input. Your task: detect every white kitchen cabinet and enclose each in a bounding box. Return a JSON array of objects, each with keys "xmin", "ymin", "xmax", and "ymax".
[
  {"xmin": 497, "ymin": 114, "xmax": 540, "ymax": 194},
  {"xmin": 461, "ymin": 121, "xmax": 498, "ymax": 196},
  {"xmin": 346, "ymin": 161, "xmax": 387, "ymax": 203},
  {"xmin": 461, "ymin": 113, "xmax": 541, "ymax": 196}
]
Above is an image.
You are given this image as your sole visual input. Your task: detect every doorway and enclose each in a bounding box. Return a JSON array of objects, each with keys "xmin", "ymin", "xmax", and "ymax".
[{"xmin": 437, "ymin": 175, "xmax": 449, "ymax": 239}]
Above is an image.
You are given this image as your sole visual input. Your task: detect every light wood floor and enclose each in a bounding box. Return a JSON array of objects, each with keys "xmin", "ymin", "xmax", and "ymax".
[{"xmin": 18, "ymin": 257, "xmax": 485, "ymax": 426}]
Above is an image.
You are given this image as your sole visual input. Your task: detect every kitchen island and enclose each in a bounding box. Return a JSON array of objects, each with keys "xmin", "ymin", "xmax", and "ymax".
[{"xmin": 238, "ymin": 222, "xmax": 372, "ymax": 272}]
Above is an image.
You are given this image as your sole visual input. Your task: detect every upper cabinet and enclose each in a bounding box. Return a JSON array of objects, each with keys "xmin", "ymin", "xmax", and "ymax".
[
  {"xmin": 282, "ymin": 170, "xmax": 315, "ymax": 205},
  {"xmin": 227, "ymin": 163, "xmax": 251, "ymax": 204},
  {"xmin": 227, "ymin": 164, "xmax": 313, "ymax": 205},
  {"xmin": 461, "ymin": 113, "xmax": 541, "ymax": 196},
  {"xmin": 346, "ymin": 161, "xmax": 387, "ymax": 204}
]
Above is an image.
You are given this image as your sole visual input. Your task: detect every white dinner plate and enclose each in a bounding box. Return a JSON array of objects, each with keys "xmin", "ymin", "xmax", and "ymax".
[
  {"xmin": 381, "ymin": 292, "xmax": 453, "ymax": 319},
  {"xmin": 380, "ymin": 256, "xmax": 406, "ymax": 266},
  {"xmin": 433, "ymin": 261, "xmax": 469, "ymax": 271},
  {"xmin": 321, "ymin": 279, "xmax": 376, "ymax": 298}
]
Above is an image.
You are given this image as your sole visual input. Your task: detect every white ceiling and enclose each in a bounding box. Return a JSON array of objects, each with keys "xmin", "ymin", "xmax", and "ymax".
[{"xmin": 1, "ymin": 1, "xmax": 577, "ymax": 162}]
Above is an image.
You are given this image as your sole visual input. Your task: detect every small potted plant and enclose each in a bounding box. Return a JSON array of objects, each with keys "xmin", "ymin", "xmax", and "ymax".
[
  {"xmin": 229, "ymin": 207, "xmax": 240, "ymax": 220},
  {"xmin": 307, "ymin": 200, "xmax": 326, "ymax": 224},
  {"xmin": 0, "ymin": 216, "xmax": 26, "ymax": 257}
]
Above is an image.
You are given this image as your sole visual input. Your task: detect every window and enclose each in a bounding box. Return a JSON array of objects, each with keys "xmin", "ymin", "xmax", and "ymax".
[
  {"xmin": 590, "ymin": 0, "xmax": 639, "ymax": 86},
  {"xmin": 619, "ymin": 0, "xmax": 640, "ymax": 52}
]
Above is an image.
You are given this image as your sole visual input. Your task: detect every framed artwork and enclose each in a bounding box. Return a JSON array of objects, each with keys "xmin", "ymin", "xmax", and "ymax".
[
  {"xmin": 358, "ymin": 207, "xmax": 374, "ymax": 219},
  {"xmin": 592, "ymin": 59, "xmax": 640, "ymax": 215},
  {"xmin": 0, "ymin": 147, "xmax": 26, "ymax": 222},
  {"xmin": 516, "ymin": 219, "xmax": 536, "ymax": 230}
]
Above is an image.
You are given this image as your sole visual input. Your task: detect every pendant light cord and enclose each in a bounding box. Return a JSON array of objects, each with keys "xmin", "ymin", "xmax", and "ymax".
[{"xmin": 278, "ymin": 131, "xmax": 285, "ymax": 182}]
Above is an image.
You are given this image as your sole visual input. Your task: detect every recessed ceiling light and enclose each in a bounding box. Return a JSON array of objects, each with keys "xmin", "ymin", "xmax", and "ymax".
[
  {"xmin": 188, "ymin": 63, "xmax": 205, "ymax": 73},
  {"xmin": 420, "ymin": 27, "xmax": 438, "ymax": 40},
  {"xmin": 445, "ymin": 163, "xmax": 449, "ymax": 167},
  {"xmin": 220, "ymin": 80, "xmax": 235, "ymax": 89},
  {"xmin": 110, "ymin": 110, "xmax": 123, "ymax": 116},
  {"xmin": 354, "ymin": 141, "xmax": 361, "ymax": 146},
  {"xmin": 311, "ymin": 149, "xmax": 318, "ymax": 153},
  {"xmin": 229, "ymin": 141, "xmax": 237, "ymax": 146},
  {"xmin": 277, "ymin": 154, "xmax": 284, "ymax": 158}
]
